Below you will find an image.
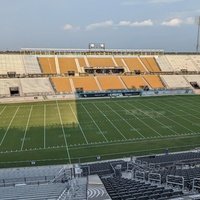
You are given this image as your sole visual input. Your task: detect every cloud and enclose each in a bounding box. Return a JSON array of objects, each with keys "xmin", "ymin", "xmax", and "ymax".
[
  {"xmin": 63, "ymin": 24, "xmax": 80, "ymax": 31},
  {"xmin": 161, "ymin": 17, "xmax": 194, "ymax": 27},
  {"xmin": 86, "ymin": 20, "xmax": 114, "ymax": 31},
  {"xmin": 161, "ymin": 18, "xmax": 183, "ymax": 26},
  {"xmin": 118, "ymin": 19, "xmax": 154, "ymax": 27}
]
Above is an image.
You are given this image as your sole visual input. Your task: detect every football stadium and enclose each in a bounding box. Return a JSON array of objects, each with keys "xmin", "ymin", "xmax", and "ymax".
[{"xmin": 1, "ymin": 0, "xmax": 200, "ymax": 199}]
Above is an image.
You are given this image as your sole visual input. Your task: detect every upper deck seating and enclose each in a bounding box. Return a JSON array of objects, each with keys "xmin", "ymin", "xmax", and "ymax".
[
  {"xmin": 190, "ymin": 55, "xmax": 200, "ymax": 71},
  {"xmin": 122, "ymin": 57, "xmax": 147, "ymax": 72},
  {"xmin": 120, "ymin": 76, "xmax": 147, "ymax": 89},
  {"xmin": 38, "ymin": 57, "xmax": 57, "ymax": 74},
  {"xmin": 160, "ymin": 75, "xmax": 192, "ymax": 89},
  {"xmin": 72, "ymin": 76, "xmax": 100, "ymax": 91},
  {"xmin": 87, "ymin": 57, "xmax": 115, "ymax": 68},
  {"xmin": 140, "ymin": 57, "xmax": 161, "ymax": 72},
  {"xmin": 51, "ymin": 77, "xmax": 72, "ymax": 93},
  {"xmin": 156, "ymin": 56, "xmax": 174, "ymax": 72},
  {"xmin": 77, "ymin": 57, "xmax": 87, "ymax": 68},
  {"xmin": 0, "ymin": 55, "xmax": 26, "ymax": 74},
  {"xmin": 165, "ymin": 55, "xmax": 198, "ymax": 71},
  {"xmin": 58, "ymin": 57, "xmax": 78, "ymax": 73},
  {"xmin": 143, "ymin": 75, "xmax": 164, "ymax": 89},
  {"xmin": 114, "ymin": 57, "xmax": 127, "ymax": 68},
  {"xmin": 97, "ymin": 76, "xmax": 126, "ymax": 90},
  {"xmin": 20, "ymin": 78, "xmax": 54, "ymax": 95},
  {"xmin": 23, "ymin": 55, "xmax": 41, "ymax": 74}
]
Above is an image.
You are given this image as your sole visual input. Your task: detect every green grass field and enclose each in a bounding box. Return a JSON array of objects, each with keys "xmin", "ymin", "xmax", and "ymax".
[{"xmin": 1, "ymin": 95, "xmax": 200, "ymax": 168}]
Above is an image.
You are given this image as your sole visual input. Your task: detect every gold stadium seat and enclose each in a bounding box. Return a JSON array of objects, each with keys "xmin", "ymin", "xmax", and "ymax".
[
  {"xmin": 38, "ymin": 57, "xmax": 57, "ymax": 74},
  {"xmin": 143, "ymin": 75, "xmax": 164, "ymax": 89},
  {"xmin": 58, "ymin": 57, "xmax": 78, "ymax": 73},
  {"xmin": 97, "ymin": 76, "xmax": 126, "ymax": 90},
  {"xmin": 72, "ymin": 77, "xmax": 100, "ymax": 91},
  {"xmin": 120, "ymin": 76, "xmax": 147, "ymax": 89},
  {"xmin": 140, "ymin": 57, "xmax": 161, "ymax": 72},
  {"xmin": 87, "ymin": 57, "xmax": 115, "ymax": 68},
  {"xmin": 51, "ymin": 77, "xmax": 72, "ymax": 93},
  {"xmin": 77, "ymin": 57, "xmax": 87, "ymax": 68},
  {"xmin": 114, "ymin": 57, "xmax": 126, "ymax": 68},
  {"xmin": 122, "ymin": 57, "xmax": 147, "ymax": 72}
]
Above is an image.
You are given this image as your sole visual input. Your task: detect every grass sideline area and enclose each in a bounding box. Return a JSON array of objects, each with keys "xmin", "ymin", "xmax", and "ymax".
[{"xmin": 0, "ymin": 95, "xmax": 200, "ymax": 168}]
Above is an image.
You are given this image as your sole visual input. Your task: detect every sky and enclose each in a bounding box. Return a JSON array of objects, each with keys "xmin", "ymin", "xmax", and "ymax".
[{"xmin": 0, "ymin": 0, "xmax": 200, "ymax": 51}]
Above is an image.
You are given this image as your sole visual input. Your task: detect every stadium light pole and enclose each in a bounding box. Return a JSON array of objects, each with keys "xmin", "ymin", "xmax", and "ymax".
[{"xmin": 196, "ymin": 16, "xmax": 200, "ymax": 53}]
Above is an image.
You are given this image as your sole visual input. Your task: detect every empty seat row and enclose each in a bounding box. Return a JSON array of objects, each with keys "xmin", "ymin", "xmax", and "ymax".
[{"xmin": 101, "ymin": 177, "xmax": 183, "ymax": 200}]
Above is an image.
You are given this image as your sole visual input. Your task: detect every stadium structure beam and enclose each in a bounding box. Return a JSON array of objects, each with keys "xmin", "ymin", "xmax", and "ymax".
[{"xmin": 196, "ymin": 16, "xmax": 200, "ymax": 53}]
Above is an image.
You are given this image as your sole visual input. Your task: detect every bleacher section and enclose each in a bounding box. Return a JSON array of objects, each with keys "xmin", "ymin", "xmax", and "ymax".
[
  {"xmin": 81, "ymin": 160, "xmax": 127, "ymax": 176},
  {"xmin": 122, "ymin": 57, "xmax": 147, "ymax": 72},
  {"xmin": 190, "ymin": 55, "xmax": 200, "ymax": 71},
  {"xmin": 101, "ymin": 177, "xmax": 183, "ymax": 200},
  {"xmin": 1, "ymin": 53, "xmax": 200, "ymax": 97},
  {"xmin": 0, "ymin": 183, "xmax": 69, "ymax": 200},
  {"xmin": 0, "ymin": 79, "xmax": 22, "ymax": 97},
  {"xmin": 165, "ymin": 55, "xmax": 198, "ymax": 72},
  {"xmin": 0, "ymin": 55, "xmax": 26, "ymax": 75},
  {"xmin": 58, "ymin": 57, "xmax": 78, "ymax": 73},
  {"xmin": 143, "ymin": 75, "xmax": 164, "ymax": 89},
  {"xmin": 0, "ymin": 165, "xmax": 67, "ymax": 187},
  {"xmin": 160, "ymin": 75, "xmax": 192, "ymax": 89},
  {"xmin": 72, "ymin": 77, "xmax": 100, "ymax": 91},
  {"xmin": 38, "ymin": 57, "xmax": 57, "ymax": 74},
  {"xmin": 156, "ymin": 56, "xmax": 173, "ymax": 72},
  {"xmin": 114, "ymin": 57, "xmax": 127, "ymax": 68},
  {"xmin": 97, "ymin": 76, "xmax": 126, "ymax": 90},
  {"xmin": 120, "ymin": 76, "xmax": 147, "ymax": 89},
  {"xmin": 184, "ymin": 75, "xmax": 200, "ymax": 89},
  {"xmin": 137, "ymin": 152, "xmax": 200, "ymax": 167},
  {"xmin": 87, "ymin": 57, "xmax": 116, "ymax": 68},
  {"xmin": 20, "ymin": 78, "xmax": 54, "ymax": 96},
  {"xmin": 140, "ymin": 57, "xmax": 161, "ymax": 72},
  {"xmin": 23, "ymin": 55, "xmax": 41, "ymax": 74},
  {"xmin": 77, "ymin": 57, "xmax": 87, "ymax": 68},
  {"xmin": 51, "ymin": 77, "xmax": 72, "ymax": 93}
]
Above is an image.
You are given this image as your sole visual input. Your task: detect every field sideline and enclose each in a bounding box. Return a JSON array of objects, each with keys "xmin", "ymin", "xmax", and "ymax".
[{"xmin": 0, "ymin": 95, "xmax": 200, "ymax": 167}]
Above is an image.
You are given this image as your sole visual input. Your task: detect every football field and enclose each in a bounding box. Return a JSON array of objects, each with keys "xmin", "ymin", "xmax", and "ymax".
[{"xmin": 1, "ymin": 95, "xmax": 200, "ymax": 167}]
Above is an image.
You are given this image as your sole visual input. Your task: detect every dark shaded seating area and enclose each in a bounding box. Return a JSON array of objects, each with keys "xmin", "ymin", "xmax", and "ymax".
[
  {"xmin": 81, "ymin": 160, "xmax": 127, "ymax": 176},
  {"xmin": 101, "ymin": 177, "xmax": 183, "ymax": 200},
  {"xmin": 137, "ymin": 152, "xmax": 200, "ymax": 167},
  {"xmin": 156, "ymin": 166, "xmax": 200, "ymax": 190}
]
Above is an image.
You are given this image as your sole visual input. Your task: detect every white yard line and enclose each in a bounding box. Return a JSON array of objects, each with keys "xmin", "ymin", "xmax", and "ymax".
[
  {"xmin": 0, "ymin": 106, "xmax": 6, "ymax": 116},
  {"xmin": 1, "ymin": 132, "xmax": 200, "ymax": 154},
  {"xmin": 105, "ymin": 103, "xmax": 145, "ymax": 138},
  {"xmin": 81, "ymin": 103, "xmax": 108, "ymax": 142},
  {"xmin": 69, "ymin": 103, "xmax": 89, "ymax": 144},
  {"xmin": 44, "ymin": 104, "xmax": 46, "ymax": 149},
  {"xmin": 21, "ymin": 106, "xmax": 33, "ymax": 150},
  {"xmin": 153, "ymin": 101, "xmax": 200, "ymax": 126},
  {"xmin": 56, "ymin": 101, "xmax": 71, "ymax": 164},
  {"xmin": 144, "ymin": 101, "xmax": 194, "ymax": 133},
  {"xmin": 129, "ymin": 101, "xmax": 181, "ymax": 136},
  {"xmin": 0, "ymin": 106, "xmax": 20, "ymax": 146},
  {"xmin": 168, "ymin": 98, "xmax": 200, "ymax": 120},
  {"xmin": 116, "ymin": 102, "xmax": 162, "ymax": 137},
  {"xmin": 93, "ymin": 103, "xmax": 127, "ymax": 140}
]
